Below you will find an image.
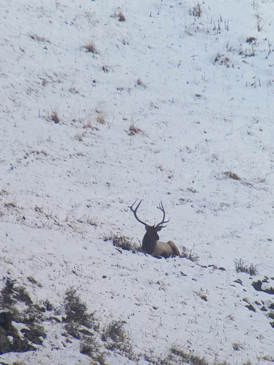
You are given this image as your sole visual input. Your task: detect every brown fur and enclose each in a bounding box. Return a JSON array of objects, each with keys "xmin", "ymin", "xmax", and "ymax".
[
  {"xmin": 149, "ymin": 240, "xmax": 180, "ymax": 258},
  {"xmin": 129, "ymin": 201, "xmax": 180, "ymax": 258}
]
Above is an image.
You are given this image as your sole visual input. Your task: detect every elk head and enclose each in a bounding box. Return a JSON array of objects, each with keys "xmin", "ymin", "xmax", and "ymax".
[{"xmin": 129, "ymin": 200, "xmax": 180, "ymax": 257}]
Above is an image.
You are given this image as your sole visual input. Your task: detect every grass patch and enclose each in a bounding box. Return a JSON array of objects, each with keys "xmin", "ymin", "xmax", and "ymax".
[
  {"xmin": 103, "ymin": 233, "xmax": 140, "ymax": 253},
  {"xmin": 235, "ymin": 259, "xmax": 257, "ymax": 276},
  {"xmin": 82, "ymin": 42, "xmax": 99, "ymax": 54}
]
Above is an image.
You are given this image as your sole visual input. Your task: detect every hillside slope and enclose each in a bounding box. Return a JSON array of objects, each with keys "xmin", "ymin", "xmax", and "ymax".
[{"xmin": 0, "ymin": 0, "xmax": 273, "ymax": 364}]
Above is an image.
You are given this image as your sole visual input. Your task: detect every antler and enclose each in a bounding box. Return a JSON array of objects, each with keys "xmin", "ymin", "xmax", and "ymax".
[
  {"xmin": 155, "ymin": 202, "xmax": 169, "ymax": 229},
  {"xmin": 129, "ymin": 200, "xmax": 147, "ymax": 226}
]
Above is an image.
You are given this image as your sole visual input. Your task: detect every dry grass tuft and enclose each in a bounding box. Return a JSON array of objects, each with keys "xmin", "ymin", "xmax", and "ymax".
[
  {"xmin": 50, "ymin": 112, "xmax": 60, "ymax": 124},
  {"xmin": 224, "ymin": 171, "xmax": 241, "ymax": 180},
  {"xmin": 136, "ymin": 78, "xmax": 147, "ymax": 88},
  {"xmin": 30, "ymin": 34, "xmax": 49, "ymax": 43},
  {"xmin": 103, "ymin": 234, "xmax": 140, "ymax": 253},
  {"xmin": 235, "ymin": 259, "xmax": 257, "ymax": 276},
  {"xmin": 189, "ymin": 3, "xmax": 202, "ymax": 18},
  {"xmin": 118, "ymin": 12, "xmax": 126, "ymax": 22},
  {"xmin": 96, "ymin": 114, "xmax": 106, "ymax": 125},
  {"xmin": 83, "ymin": 122, "xmax": 99, "ymax": 131},
  {"xmin": 82, "ymin": 42, "xmax": 99, "ymax": 54},
  {"xmin": 102, "ymin": 65, "xmax": 110, "ymax": 73},
  {"xmin": 127, "ymin": 124, "xmax": 143, "ymax": 136}
]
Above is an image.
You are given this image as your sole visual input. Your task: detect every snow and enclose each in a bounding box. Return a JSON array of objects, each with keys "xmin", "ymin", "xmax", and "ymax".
[{"xmin": 0, "ymin": 0, "xmax": 274, "ymax": 364}]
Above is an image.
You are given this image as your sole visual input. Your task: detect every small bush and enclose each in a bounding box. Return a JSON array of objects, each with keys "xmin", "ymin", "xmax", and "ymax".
[
  {"xmin": 162, "ymin": 346, "xmax": 208, "ymax": 365},
  {"xmin": 102, "ymin": 320, "xmax": 136, "ymax": 360},
  {"xmin": 0, "ymin": 278, "xmax": 16, "ymax": 307},
  {"xmin": 64, "ymin": 289, "xmax": 98, "ymax": 334},
  {"xmin": 235, "ymin": 259, "xmax": 257, "ymax": 276},
  {"xmin": 102, "ymin": 320, "xmax": 126, "ymax": 343},
  {"xmin": 62, "ymin": 289, "xmax": 106, "ymax": 362},
  {"xmin": 0, "ymin": 278, "xmax": 47, "ymax": 354},
  {"xmin": 80, "ymin": 337, "xmax": 106, "ymax": 365},
  {"xmin": 21, "ymin": 324, "xmax": 46, "ymax": 345}
]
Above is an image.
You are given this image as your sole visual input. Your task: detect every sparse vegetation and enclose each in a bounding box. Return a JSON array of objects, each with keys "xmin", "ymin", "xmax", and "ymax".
[
  {"xmin": 127, "ymin": 124, "xmax": 143, "ymax": 136},
  {"xmin": 2, "ymin": 0, "xmax": 274, "ymax": 363},
  {"xmin": 162, "ymin": 346, "xmax": 208, "ymax": 365},
  {"xmin": 0, "ymin": 278, "xmax": 47, "ymax": 354},
  {"xmin": 0, "ymin": 276, "xmax": 255, "ymax": 364},
  {"xmin": 181, "ymin": 245, "xmax": 199, "ymax": 262},
  {"xmin": 195, "ymin": 289, "xmax": 208, "ymax": 302},
  {"xmin": 96, "ymin": 114, "xmax": 106, "ymax": 125},
  {"xmin": 232, "ymin": 342, "xmax": 243, "ymax": 351},
  {"xmin": 30, "ymin": 33, "xmax": 49, "ymax": 43},
  {"xmin": 63, "ymin": 288, "xmax": 98, "ymax": 337},
  {"xmin": 112, "ymin": 10, "xmax": 126, "ymax": 22},
  {"xmin": 63, "ymin": 290, "xmax": 139, "ymax": 362},
  {"xmin": 136, "ymin": 78, "xmax": 147, "ymax": 88},
  {"xmin": 117, "ymin": 12, "xmax": 126, "ymax": 22},
  {"xmin": 102, "ymin": 320, "xmax": 127, "ymax": 344},
  {"xmin": 80, "ymin": 339, "xmax": 106, "ymax": 365},
  {"xmin": 102, "ymin": 65, "xmax": 110, "ymax": 73},
  {"xmin": 214, "ymin": 53, "xmax": 233, "ymax": 68},
  {"xmin": 83, "ymin": 121, "xmax": 99, "ymax": 131},
  {"xmin": 224, "ymin": 171, "xmax": 241, "ymax": 180},
  {"xmin": 235, "ymin": 259, "xmax": 257, "ymax": 276},
  {"xmin": 49, "ymin": 111, "xmax": 60, "ymax": 124},
  {"xmin": 0, "ymin": 277, "xmax": 16, "ymax": 307},
  {"xmin": 189, "ymin": 3, "xmax": 202, "ymax": 18},
  {"xmin": 103, "ymin": 233, "xmax": 140, "ymax": 253},
  {"xmin": 255, "ymin": 13, "xmax": 262, "ymax": 32},
  {"xmin": 82, "ymin": 42, "xmax": 99, "ymax": 54},
  {"xmin": 185, "ymin": 12, "xmax": 229, "ymax": 35},
  {"xmin": 102, "ymin": 320, "xmax": 136, "ymax": 360},
  {"xmin": 63, "ymin": 289, "xmax": 106, "ymax": 363}
]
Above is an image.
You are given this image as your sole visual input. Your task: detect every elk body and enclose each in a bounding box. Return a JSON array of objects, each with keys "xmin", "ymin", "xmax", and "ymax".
[{"xmin": 129, "ymin": 200, "xmax": 180, "ymax": 258}]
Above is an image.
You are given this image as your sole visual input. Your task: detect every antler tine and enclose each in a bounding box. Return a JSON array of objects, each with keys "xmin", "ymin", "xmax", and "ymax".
[
  {"xmin": 129, "ymin": 200, "xmax": 147, "ymax": 226},
  {"xmin": 156, "ymin": 201, "xmax": 169, "ymax": 227}
]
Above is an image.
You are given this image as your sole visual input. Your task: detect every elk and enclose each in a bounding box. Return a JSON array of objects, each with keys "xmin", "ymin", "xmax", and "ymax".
[{"xmin": 129, "ymin": 200, "xmax": 180, "ymax": 258}]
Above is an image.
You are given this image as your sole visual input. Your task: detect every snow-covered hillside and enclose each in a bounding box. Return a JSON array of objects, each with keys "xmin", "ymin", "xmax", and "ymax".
[{"xmin": 0, "ymin": 0, "xmax": 273, "ymax": 364}]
